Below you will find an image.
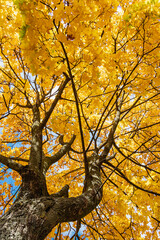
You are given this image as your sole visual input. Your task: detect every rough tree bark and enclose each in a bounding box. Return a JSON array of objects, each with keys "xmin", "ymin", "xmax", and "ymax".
[
  {"xmin": 0, "ymin": 154, "xmax": 102, "ymax": 240},
  {"xmin": 0, "ymin": 77, "xmax": 122, "ymax": 240}
]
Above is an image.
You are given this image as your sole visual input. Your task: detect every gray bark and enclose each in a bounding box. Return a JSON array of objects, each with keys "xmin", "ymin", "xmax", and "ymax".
[{"xmin": 0, "ymin": 154, "xmax": 102, "ymax": 240}]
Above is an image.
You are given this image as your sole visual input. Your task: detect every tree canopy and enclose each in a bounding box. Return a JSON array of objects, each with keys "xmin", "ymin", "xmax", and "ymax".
[{"xmin": 0, "ymin": 0, "xmax": 160, "ymax": 239}]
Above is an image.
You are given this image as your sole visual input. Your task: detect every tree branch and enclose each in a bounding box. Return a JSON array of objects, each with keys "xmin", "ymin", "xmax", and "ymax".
[
  {"xmin": 0, "ymin": 154, "xmax": 23, "ymax": 173},
  {"xmin": 113, "ymin": 141, "xmax": 160, "ymax": 175},
  {"xmin": 43, "ymin": 135, "xmax": 76, "ymax": 174},
  {"xmin": 45, "ymin": 153, "xmax": 102, "ymax": 227},
  {"xmin": 60, "ymin": 42, "xmax": 89, "ymax": 176},
  {"xmin": 106, "ymin": 161, "xmax": 160, "ymax": 196},
  {"xmin": 51, "ymin": 184, "xmax": 69, "ymax": 198},
  {"xmin": 40, "ymin": 74, "xmax": 70, "ymax": 129},
  {"xmin": 100, "ymin": 92, "xmax": 124, "ymax": 159}
]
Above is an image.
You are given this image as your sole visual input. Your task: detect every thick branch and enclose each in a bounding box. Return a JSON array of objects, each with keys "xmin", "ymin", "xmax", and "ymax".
[
  {"xmin": 0, "ymin": 154, "xmax": 23, "ymax": 173},
  {"xmin": 29, "ymin": 105, "xmax": 42, "ymax": 170},
  {"xmin": 45, "ymin": 153, "xmax": 102, "ymax": 228}
]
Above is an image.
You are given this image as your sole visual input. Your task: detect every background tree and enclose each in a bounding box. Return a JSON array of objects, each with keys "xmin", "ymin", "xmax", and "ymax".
[{"xmin": 0, "ymin": 0, "xmax": 160, "ymax": 239}]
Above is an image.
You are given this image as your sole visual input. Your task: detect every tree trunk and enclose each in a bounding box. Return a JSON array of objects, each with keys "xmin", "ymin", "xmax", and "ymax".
[
  {"xmin": 0, "ymin": 154, "xmax": 102, "ymax": 240},
  {"xmin": 0, "ymin": 195, "xmax": 56, "ymax": 240}
]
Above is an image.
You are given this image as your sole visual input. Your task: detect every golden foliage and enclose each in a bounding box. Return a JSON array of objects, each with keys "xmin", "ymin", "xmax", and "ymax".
[{"xmin": 0, "ymin": 0, "xmax": 160, "ymax": 239}]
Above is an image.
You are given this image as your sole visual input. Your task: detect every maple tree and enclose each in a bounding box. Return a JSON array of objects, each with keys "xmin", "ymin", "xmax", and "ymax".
[{"xmin": 0, "ymin": 0, "xmax": 160, "ymax": 239}]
